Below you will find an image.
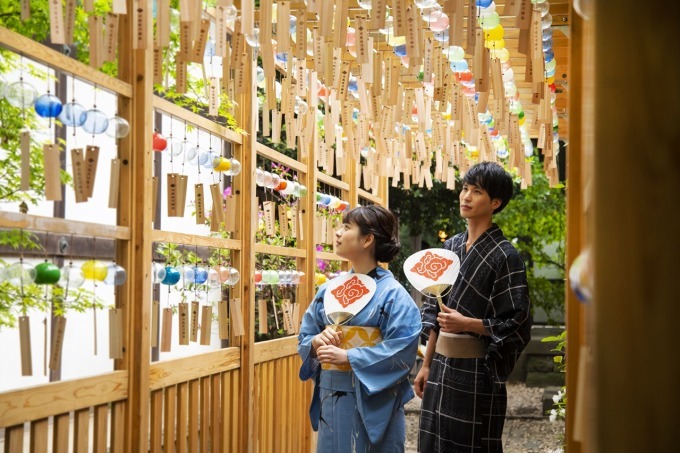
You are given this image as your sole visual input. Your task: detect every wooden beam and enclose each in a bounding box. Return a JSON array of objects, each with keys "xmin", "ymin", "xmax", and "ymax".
[
  {"xmin": 255, "ymin": 142, "xmax": 308, "ymax": 174},
  {"xmin": 253, "ymin": 336, "xmax": 298, "ymax": 364},
  {"xmin": 254, "ymin": 243, "xmax": 307, "ymax": 258},
  {"xmin": 0, "ymin": 26, "xmax": 132, "ymax": 97},
  {"xmin": 0, "ymin": 212, "xmax": 130, "ymax": 240},
  {"xmin": 152, "ymin": 230, "xmax": 241, "ymax": 251},
  {"xmin": 149, "ymin": 348, "xmax": 240, "ymax": 390},
  {"xmin": 0, "ymin": 371, "xmax": 128, "ymax": 427},
  {"xmin": 316, "ymin": 171, "xmax": 351, "ymax": 191}
]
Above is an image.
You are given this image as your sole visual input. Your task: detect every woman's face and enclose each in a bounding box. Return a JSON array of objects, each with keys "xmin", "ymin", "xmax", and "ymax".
[{"xmin": 335, "ymin": 221, "xmax": 372, "ymax": 261}]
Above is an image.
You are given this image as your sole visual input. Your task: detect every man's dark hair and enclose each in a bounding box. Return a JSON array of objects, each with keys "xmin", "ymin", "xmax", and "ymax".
[
  {"xmin": 463, "ymin": 161, "xmax": 514, "ymax": 214},
  {"xmin": 342, "ymin": 205, "xmax": 401, "ymax": 262}
]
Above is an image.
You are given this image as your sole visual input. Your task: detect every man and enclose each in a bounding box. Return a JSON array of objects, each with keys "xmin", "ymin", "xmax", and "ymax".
[{"xmin": 415, "ymin": 161, "xmax": 532, "ymax": 452}]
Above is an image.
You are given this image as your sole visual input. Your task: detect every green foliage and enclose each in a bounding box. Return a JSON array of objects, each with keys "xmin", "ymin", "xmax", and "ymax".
[
  {"xmin": 543, "ymin": 330, "xmax": 567, "ymax": 423},
  {"xmin": 496, "ymin": 159, "xmax": 566, "ymax": 323}
]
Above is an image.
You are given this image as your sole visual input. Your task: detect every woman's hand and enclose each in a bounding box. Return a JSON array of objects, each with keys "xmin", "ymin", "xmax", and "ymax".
[
  {"xmin": 316, "ymin": 345, "xmax": 349, "ymax": 367},
  {"xmin": 414, "ymin": 365, "xmax": 430, "ymax": 398},
  {"xmin": 311, "ymin": 327, "xmax": 343, "ymax": 354}
]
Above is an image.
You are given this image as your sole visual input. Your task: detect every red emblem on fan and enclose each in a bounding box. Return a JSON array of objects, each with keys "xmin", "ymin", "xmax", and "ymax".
[
  {"xmin": 330, "ymin": 275, "xmax": 371, "ymax": 308},
  {"xmin": 410, "ymin": 251, "xmax": 454, "ymax": 280}
]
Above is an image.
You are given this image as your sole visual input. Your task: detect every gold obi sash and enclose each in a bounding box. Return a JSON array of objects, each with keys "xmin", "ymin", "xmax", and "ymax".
[
  {"xmin": 435, "ymin": 332, "xmax": 486, "ymax": 359},
  {"xmin": 321, "ymin": 325, "xmax": 383, "ymax": 371}
]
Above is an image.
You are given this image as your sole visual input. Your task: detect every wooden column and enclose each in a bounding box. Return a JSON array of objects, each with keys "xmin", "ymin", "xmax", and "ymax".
[
  {"xmin": 591, "ymin": 1, "xmax": 680, "ymax": 451},
  {"xmin": 234, "ymin": 41, "xmax": 256, "ymax": 453},
  {"xmin": 118, "ymin": 1, "xmax": 154, "ymax": 451}
]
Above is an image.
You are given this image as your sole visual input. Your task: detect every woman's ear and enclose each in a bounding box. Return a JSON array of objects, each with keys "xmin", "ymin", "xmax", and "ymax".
[{"xmin": 362, "ymin": 233, "xmax": 375, "ymax": 250}]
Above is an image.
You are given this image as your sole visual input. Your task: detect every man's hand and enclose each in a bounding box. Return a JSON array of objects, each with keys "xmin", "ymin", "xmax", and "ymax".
[
  {"xmin": 414, "ymin": 365, "xmax": 430, "ymax": 398},
  {"xmin": 316, "ymin": 345, "xmax": 349, "ymax": 367},
  {"xmin": 311, "ymin": 326, "xmax": 343, "ymax": 353},
  {"xmin": 437, "ymin": 304, "xmax": 470, "ymax": 333}
]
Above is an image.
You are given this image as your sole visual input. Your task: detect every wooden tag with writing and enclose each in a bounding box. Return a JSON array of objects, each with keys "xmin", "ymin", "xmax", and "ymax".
[
  {"xmin": 218, "ymin": 299, "xmax": 229, "ymax": 340},
  {"xmin": 224, "ymin": 194, "xmax": 237, "ymax": 232},
  {"xmin": 84, "ymin": 145, "xmax": 99, "ymax": 198},
  {"xmin": 160, "ymin": 308, "xmax": 172, "ymax": 352},
  {"xmin": 190, "ymin": 301, "xmax": 200, "ymax": 342},
  {"xmin": 190, "ymin": 19, "xmax": 210, "ymax": 63},
  {"xmin": 178, "ymin": 302, "xmax": 189, "ymax": 345},
  {"xmin": 19, "ymin": 316, "xmax": 32, "ymax": 376},
  {"xmin": 278, "ymin": 204, "xmax": 290, "ymax": 237},
  {"xmin": 49, "ymin": 316, "xmax": 67, "ymax": 371},
  {"xmin": 104, "ymin": 13, "xmax": 119, "ymax": 62},
  {"xmin": 167, "ymin": 173, "xmax": 179, "ymax": 216},
  {"xmin": 49, "ymin": 0, "xmax": 65, "ymax": 44},
  {"xmin": 282, "ymin": 299, "xmax": 294, "ymax": 334},
  {"xmin": 108, "ymin": 158, "xmax": 120, "ymax": 209},
  {"xmin": 290, "ymin": 204, "xmax": 298, "ymax": 238},
  {"xmin": 43, "ymin": 144, "xmax": 62, "ymax": 201},
  {"xmin": 21, "ymin": 0, "xmax": 30, "ymax": 20},
  {"xmin": 20, "ymin": 131, "xmax": 30, "ymax": 191},
  {"xmin": 210, "ymin": 183, "xmax": 225, "ymax": 226},
  {"xmin": 194, "ymin": 184, "xmax": 206, "ymax": 224},
  {"xmin": 230, "ymin": 298, "xmax": 245, "ymax": 336},
  {"xmin": 199, "ymin": 306, "xmax": 212, "ymax": 345},
  {"xmin": 65, "ymin": 0, "xmax": 76, "ymax": 44},
  {"xmin": 109, "ymin": 308, "xmax": 123, "ymax": 359},
  {"xmin": 177, "ymin": 175, "xmax": 188, "ymax": 217},
  {"xmin": 263, "ymin": 201, "xmax": 277, "ymax": 236},
  {"xmin": 151, "ymin": 300, "xmax": 160, "ymax": 347},
  {"xmin": 176, "ymin": 59, "xmax": 187, "ymax": 93},
  {"xmin": 133, "ymin": 2, "xmax": 147, "ymax": 49}
]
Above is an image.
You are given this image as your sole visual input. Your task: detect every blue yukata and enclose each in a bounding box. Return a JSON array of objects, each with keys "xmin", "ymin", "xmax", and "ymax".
[{"xmin": 298, "ymin": 267, "xmax": 422, "ymax": 452}]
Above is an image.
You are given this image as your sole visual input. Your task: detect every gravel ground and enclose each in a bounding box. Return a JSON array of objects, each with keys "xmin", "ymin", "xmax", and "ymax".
[{"xmin": 404, "ymin": 383, "xmax": 565, "ymax": 452}]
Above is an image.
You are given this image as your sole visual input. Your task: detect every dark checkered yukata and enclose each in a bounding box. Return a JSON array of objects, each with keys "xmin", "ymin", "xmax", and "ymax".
[{"xmin": 418, "ymin": 225, "xmax": 531, "ymax": 453}]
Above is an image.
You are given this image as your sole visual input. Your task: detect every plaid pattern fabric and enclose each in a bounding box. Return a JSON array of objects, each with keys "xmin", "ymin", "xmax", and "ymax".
[
  {"xmin": 418, "ymin": 355, "xmax": 507, "ymax": 452},
  {"xmin": 418, "ymin": 225, "xmax": 530, "ymax": 451}
]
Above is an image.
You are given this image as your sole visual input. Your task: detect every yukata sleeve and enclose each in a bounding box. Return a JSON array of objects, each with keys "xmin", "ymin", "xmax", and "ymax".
[
  {"xmin": 482, "ymin": 251, "xmax": 531, "ymax": 349},
  {"xmin": 346, "ymin": 286, "xmax": 422, "ymax": 396},
  {"xmin": 297, "ymin": 289, "xmax": 326, "ymax": 381}
]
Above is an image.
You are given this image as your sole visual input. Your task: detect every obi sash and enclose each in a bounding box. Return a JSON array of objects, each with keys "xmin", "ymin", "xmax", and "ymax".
[
  {"xmin": 435, "ymin": 331, "xmax": 486, "ymax": 359},
  {"xmin": 321, "ymin": 325, "xmax": 383, "ymax": 371}
]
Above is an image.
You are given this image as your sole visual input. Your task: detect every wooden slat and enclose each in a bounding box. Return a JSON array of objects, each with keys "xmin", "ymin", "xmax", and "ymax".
[
  {"xmin": 254, "ymin": 336, "xmax": 298, "ymax": 364},
  {"xmin": 52, "ymin": 413, "xmax": 70, "ymax": 453},
  {"xmin": 163, "ymin": 385, "xmax": 177, "ymax": 453},
  {"xmin": 110, "ymin": 401, "xmax": 126, "ymax": 453},
  {"xmin": 200, "ymin": 377, "xmax": 210, "ymax": 452},
  {"xmin": 29, "ymin": 418, "xmax": 49, "ymax": 453},
  {"xmin": 0, "ymin": 212, "xmax": 130, "ymax": 241},
  {"xmin": 220, "ymin": 372, "xmax": 231, "ymax": 453},
  {"xmin": 93, "ymin": 404, "xmax": 108, "ymax": 453},
  {"xmin": 149, "ymin": 347, "xmax": 240, "ymax": 390},
  {"xmin": 153, "ymin": 96, "xmax": 243, "ymax": 144},
  {"xmin": 149, "ymin": 390, "xmax": 163, "ymax": 453},
  {"xmin": 317, "ymin": 171, "xmax": 350, "ymax": 191},
  {"xmin": 73, "ymin": 408, "xmax": 90, "ymax": 453},
  {"xmin": 176, "ymin": 382, "xmax": 189, "ymax": 453},
  {"xmin": 188, "ymin": 380, "xmax": 199, "ymax": 453},
  {"xmin": 0, "ymin": 371, "xmax": 127, "ymax": 427},
  {"xmin": 4, "ymin": 424, "xmax": 24, "ymax": 453},
  {"xmin": 254, "ymin": 242, "xmax": 306, "ymax": 258},
  {"xmin": 151, "ymin": 229, "xmax": 241, "ymax": 251},
  {"xmin": 0, "ymin": 26, "xmax": 132, "ymax": 97},
  {"xmin": 255, "ymin": 142, "xmax": 308, "ymax": 174},
  {"xmin": 211, "ymin": 374, "xmax": 221, "ymax": 453},
  {"xmin": 357, "ymin": 188, "xmax": 384, "ymax": 205}
]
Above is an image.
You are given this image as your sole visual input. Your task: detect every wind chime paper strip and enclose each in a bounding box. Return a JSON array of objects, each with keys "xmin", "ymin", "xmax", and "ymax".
[
  {"xmin": 19, "ymin": 316, "xmax": 32, "ymax": 376},
  {"xmin": 230, "ymin": 298, "xmax": 245, "ymax": 336},
  {"xmin": 167, "ymin": 173, "xmax": 179, "ymax": 217},
  {"xmin": 258, "ymin": 298, "xmax": 268, "ymax": 335},
  {"xmin": 104, "ymin": 13, "xmax": 119, "ymax": 63},
  {"xmin": 177, "ymin": 175, "xmax": 188, "ymax": 217},
  {"xmin": 65, "ymin": 0, "xmax": 76, "ymax": 44},
  {"xmin": 218, "ymin": 299, "xmax": 229, "ymax": 340},
  {"xmin": 112, "ymin": 0, "xmax": 127, "ymax": 15},
  {"xmin": 151, "ymin": 300, "xmax": 160, "ymax": 347},
  {"xmin": 43, "ymin": 144, "xmax": 62, "ymax": 201},
  {"xmin": 109, "ymin": 308, "xmax": 123, "ymax": 359},
  {"xmin": 200, "ymin": 306, "xmax": 212, "ymax": 345},
  {"xmin": 21, "ymin": 0, "xmax": 30, "ymax": 21},
  {"xmin": 161, "ymin": 308, "xmax": 173, "ymax": 352},
  {"xmin": 133, "ymin": 1, "xmax": 148, "ymax": 49},
  {"xmin": 224, "ymin": 194, "xmax": 237, "ymax": 232},
  {"xmin": 108, "ymin": 158, "xmax": 120, "ymax": 209},
  {"xmin": 20, "ymin": 131, "xmax": 30, "ymax": 191},
  {"xmin": 263, "ymin": 201, "xmax": 277, "ymax": 237}
]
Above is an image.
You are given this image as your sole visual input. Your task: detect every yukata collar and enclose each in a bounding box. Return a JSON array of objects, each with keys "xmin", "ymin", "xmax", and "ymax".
[{"xmin": 349, "ymin": 266, "xmax": 390, "ymax": 281}]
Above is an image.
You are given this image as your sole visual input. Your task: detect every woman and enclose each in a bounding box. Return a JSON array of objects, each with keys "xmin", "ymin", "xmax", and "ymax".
[{"xmin": 298, "ymin": 205, "xmax": 421, "ymax": 451}]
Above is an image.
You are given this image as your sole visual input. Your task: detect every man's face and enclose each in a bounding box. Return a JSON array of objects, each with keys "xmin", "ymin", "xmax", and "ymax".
[{"xmin": 459, "ymin": 182, "xmax": 500, "ymax": 220}]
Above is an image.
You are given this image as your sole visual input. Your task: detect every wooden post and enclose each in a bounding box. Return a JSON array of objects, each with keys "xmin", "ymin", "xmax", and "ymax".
[
  {"xmin": 590, "ymin": 1, "xmax": 680, "ymax": 451},
  {"xmin": 118, "ymin": 1, "xmax": 153, "ymax": 451}
]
